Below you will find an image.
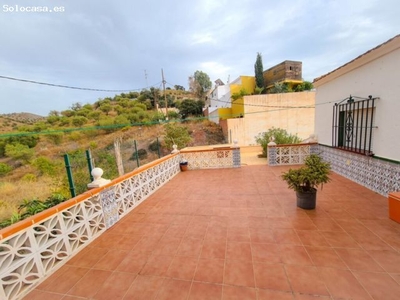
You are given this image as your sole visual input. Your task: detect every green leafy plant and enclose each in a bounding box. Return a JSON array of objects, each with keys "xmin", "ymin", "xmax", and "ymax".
[
  {"xmin": 0, "ymin": 162, "xmax": 12, "ymax": 176},
  {"xmin": 281, "ymin": 154, "xmax": 331, "ymax": 192},
  {"xmin": 255, "ymin": 127, "xmax": 302, "ymax": 157}
]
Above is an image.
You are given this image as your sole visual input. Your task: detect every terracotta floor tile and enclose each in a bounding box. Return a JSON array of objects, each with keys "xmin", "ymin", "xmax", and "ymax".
[
  {"xmin": 227, "ymin": 227, "xmax": 251, "ymax": 242},
  {"xmin": 66, "ymin": 269, "xmax": 112, "ymax": 298},
  {"xmin": 133, "ymin": 236, "xmax": 162, "ymax": 252},
  {"xmin": 93, "ymin": 249, "xmax": 129, "ymax": 270},
  {"xmin": 305, "ymin": 247, "xmax": 347, "ymax": 269},
  {"xmin": 226, "ymin": 241, "xmax": 252, "ymax": 261},
  {"xmin": 222, "ymin": 285, "xmax": 257, "ymax": 300},
  {"xmin": 251, "ymin": 243, "xmax": 281, "ymax": 263},
  {"xmin": 184, "ymin": 224, "xmax": 208, "ymax": 239},
  {"xmin": 293, "ymin": 294, "xmax": 330, "ymax": 299},
  {"xmin": 153, "ymin": 236, "xmax": 182, "ymax": 255},
  {"xmin": 116, "ymin": 250, "xmax": 150, "ymax": 274},
  {"xmin": 123, "ymin": 275, "xmax": 165, "ymax": 300},
  {"xmin": 206, "ymin": 226, "xmax": 228, "ymax": 240},
  {"xmin": 321, "ymin": 231, "xmax": 360, "ymax": 248},
  {"xmin": 257, "ymin": 289, "xmax": 295, "ymax": 300},
  {"xmin": 140, "ymin": 255, "xmax": 174, "ymax": 276},
  {"xmin": 253, "ymin": 262, "xmax": 291, "ymax": 291},
  {"xmin": 368, "ymin": 250, "xmax": 400, "ymax": 273},
  {"xmin": 113, "ymin": 234, "xmax": 143, "ymax": 250},
  {"xmin": 177, "ymin": 237, "xmax": 204, "ymax": 257},
  {"xmin": 156, "ymin": 278, "xmax": 192, "ymax": 300},
  {"xmin": 201, "ymin": 239, "xmax": 226, "ymax": 259},
  {"xmin": 335, "ymin": 248, "xmax": 384, "ymax": 272},
  {"xmin": 66, "ymin": 247, "xmax": 108, "ymax": 268},
  {"xmin": 90, "ymin": 233, "xmax": 125, "ymax": 248},
  {"xmin": 38, "ymin": 265, "xmax": 89, "ymax": 294},
  {"xmin": 285, "ymin": 265, "xmax": 329, "ymax": 296},
  {"xmin": 194, "ymin": 258, "xmax": 224, "ymax": 284},
  {"xmin": 354, "ymin": 271, "xmax": 400, "ymax": 300},
  {"xmin": 249, "ymin": 228, "xmax": 275, "ymax": 244},
  {"xmin": 279, "ymin": 245, "xmax": 313, "ymax": 266},
  {"xmin": 92, "ymin": 272, "xmax": 136, "ymax": 300},
  {"xmin": 188, "ymin": 282, "xmax": 222, "ymax": 300},
  {"xmin": 319, "ymin": 267, "xmax": 371, "ymax": 299},
  {"xmin": 224, "ymin": 260, "xmax": 255, "ymax": 287},
  {"xmin": 273, "ymin": 229, "xmax": 302, "ymax": 245},
  {"xmin": 311, "ymin": 218, "xmax": 343, "ymax": 232},
  {"xmin": 23, "ymin": 290, "xmax": 64, "ymax": 300},
  {"xmin": 296, "ymin": 230, "xmax": 329, "ymax": 247},
  {"xmin": 166, "ymin": 256, "xmax": 198, "ymax": 280}
]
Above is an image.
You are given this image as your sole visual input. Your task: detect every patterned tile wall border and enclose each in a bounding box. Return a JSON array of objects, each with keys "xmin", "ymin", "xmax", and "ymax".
[{"xmin": 318, "ymin": 145, "xmax": 400, "ymax": 196}]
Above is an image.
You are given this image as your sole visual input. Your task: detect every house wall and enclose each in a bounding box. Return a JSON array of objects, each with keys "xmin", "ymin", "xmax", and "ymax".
[
  {"xmin": 225, "ymin": 91, "xmax": 315, "ymax": 146},
  {"xmin": 209, "ymin": 85, "xmax": 230, "ymax": 108},
  {"xmin": 263, "ymin": 60, "xmax": 302, "ymax": 87},
  {"xmin": 314, "ymin": 43, "xmax": 400, "ymax": 161}
]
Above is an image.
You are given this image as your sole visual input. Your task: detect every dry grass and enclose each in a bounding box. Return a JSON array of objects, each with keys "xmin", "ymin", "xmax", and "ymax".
[{"xmin": 0, "ymin": 176, "xmax": 59, "ymax": 221}]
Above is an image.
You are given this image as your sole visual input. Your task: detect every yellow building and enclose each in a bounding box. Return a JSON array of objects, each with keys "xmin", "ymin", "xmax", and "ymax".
[{"xmin": 217, "ymin": 75, "xmax": 255, "ymax": 120}]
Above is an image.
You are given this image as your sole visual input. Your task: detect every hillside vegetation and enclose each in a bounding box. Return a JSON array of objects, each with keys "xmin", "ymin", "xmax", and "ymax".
[{"xmin": 0, "ymin": 88, "xmax": 225, "ymax": 228}]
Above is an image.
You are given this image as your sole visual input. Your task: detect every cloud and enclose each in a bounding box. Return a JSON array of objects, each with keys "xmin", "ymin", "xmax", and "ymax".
[{"xmin": 0, "ymin": 0, "xmax": 399, "ymax": 115}]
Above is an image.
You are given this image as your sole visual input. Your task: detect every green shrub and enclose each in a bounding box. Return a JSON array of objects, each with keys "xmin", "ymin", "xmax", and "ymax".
[
  {"xmin": 5, "ymin": 143, "xmax": 34, "ymax": 162},
  {"xmin": 0, "ymin": 162, "xmax": 12, "ymax": 176},
  {"xmin": 32, "ymin": 156, "xmax": 61, "ymax": 176},
  {"xmin": 164, "ymin": 123, "xmax": 191, "ymax": 150},
  {"xmin": 255, "ymin": 127, "xmax": 302, "ymax": 157},
  {"xmin": 22, "ymin": 173, "xmax": 37, "ymax": 182},
  {"xmin": 131, "ymin": 149, "xmax": 148, "ymax": 160},
  {"xmin": 46, "ymin": 132, "xmax": 64, "ymax": 145},
  {"xmin": 148, "ymin": 140, "xmax": 160, "ymax": 152}
]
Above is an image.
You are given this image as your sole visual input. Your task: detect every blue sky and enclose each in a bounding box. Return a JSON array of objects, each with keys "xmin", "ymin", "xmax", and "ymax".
[{"xmin": 0, "ymin": 0, "xmax": 399, "ymax": 115}]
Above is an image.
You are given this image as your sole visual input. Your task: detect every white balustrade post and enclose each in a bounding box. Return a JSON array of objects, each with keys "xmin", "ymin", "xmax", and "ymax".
[{"xmin": 87, "ymin": 167, "xmax": 111, "ymax": 189}]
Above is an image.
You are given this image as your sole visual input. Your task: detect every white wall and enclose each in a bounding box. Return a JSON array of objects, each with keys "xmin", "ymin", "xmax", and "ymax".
[
  {"xmin": 209, "ymin": 85, "xmax": 230, "ymax": 108},
  {"xmin": 314, "ymin": 45, "xmax": 400, "ymax": 161}
]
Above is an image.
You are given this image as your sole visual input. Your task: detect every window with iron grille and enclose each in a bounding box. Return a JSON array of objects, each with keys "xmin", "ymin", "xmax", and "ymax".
[{"xmin": 332, "ymin": 96, "xmax": 377, "ymax": 156}]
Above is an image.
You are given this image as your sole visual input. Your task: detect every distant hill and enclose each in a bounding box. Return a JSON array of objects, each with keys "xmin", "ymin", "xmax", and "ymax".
[{"xmin": 0, "ymin": 112, "xmax": 45, "ymax": 124}]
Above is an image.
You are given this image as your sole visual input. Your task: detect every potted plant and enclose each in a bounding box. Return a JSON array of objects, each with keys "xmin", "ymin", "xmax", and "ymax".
[
  {"xmin": 180, "ymin": 160, "xmax": 188, "ymax": 171},
  {"xmin": 281, "ymin": 154, "xmax": 331, "ymax": 209}
]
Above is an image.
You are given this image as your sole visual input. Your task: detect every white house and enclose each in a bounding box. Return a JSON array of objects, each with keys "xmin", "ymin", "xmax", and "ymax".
[{"xmin": 313, "ymin": 34, "xmax": 400, "ymax": 196}]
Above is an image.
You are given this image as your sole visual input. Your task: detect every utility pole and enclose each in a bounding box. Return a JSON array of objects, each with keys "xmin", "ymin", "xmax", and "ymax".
[
  {"xmin": 144, "ymin": 70, "xmax": 148, "ymax": 86},
  {"xmin": 161, "ymin": 68, "xmax": 168, "ymax": 119}
]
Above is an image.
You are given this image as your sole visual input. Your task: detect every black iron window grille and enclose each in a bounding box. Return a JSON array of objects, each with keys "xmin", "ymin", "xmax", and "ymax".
[{"xmin": 332, "ymin": 95, "xmax": 378, "ymax": 156}]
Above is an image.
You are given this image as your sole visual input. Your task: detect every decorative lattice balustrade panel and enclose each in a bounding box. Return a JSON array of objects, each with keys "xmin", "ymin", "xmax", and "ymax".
[
  {"xmin": 0, "ymin": 155, "xmax": 180, "ymax": 300},
  {"xmin": 320, "ymin": 145, "xmax": 400, "ymax": 196},
  {"xmin": 0, "ymin": 195, "xmax": 105, "ymax": 300},
  {"xmin": 181, "ymin": 149, "xmax": 236, "ymax": 169},
  {"xmin": 275, "ymin": 145, "xmax": 311, "ymax": 165}
]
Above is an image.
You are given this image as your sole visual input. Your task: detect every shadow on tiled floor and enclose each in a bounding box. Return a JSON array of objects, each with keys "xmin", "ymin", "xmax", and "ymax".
[{"xmin": 24, "ymin": 165, "xmax": 400, "ymax": 300}]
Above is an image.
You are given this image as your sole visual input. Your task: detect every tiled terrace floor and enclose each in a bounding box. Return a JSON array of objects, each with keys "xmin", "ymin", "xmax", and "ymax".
[{"xmin": 24, "ymin": 165, "xmax": 400, "ymax": 300}]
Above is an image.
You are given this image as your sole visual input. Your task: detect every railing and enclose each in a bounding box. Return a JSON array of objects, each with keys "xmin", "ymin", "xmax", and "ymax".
[
  {"xmin": 180, "ymin": 146, "xmax": 241, "ymax": 169},
  {"xmin": 267, "ymin": 143, "xmax": 319, "ymax": 166},
  {"xmin": 0, "ymin": 154, "xmax": 180, "ymax": 300}
]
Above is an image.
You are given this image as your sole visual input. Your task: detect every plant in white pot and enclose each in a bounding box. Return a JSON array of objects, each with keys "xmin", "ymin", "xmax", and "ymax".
[{"xmin": 281, "ymin": 154, "xmax": 331, "ymax": 209}]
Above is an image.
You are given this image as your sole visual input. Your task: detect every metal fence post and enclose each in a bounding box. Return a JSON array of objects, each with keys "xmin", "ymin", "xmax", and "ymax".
[
  {"xmin": 86, "ymin": 149, "xmax": 94, "ymax": 181},
  {"xmin": 64, "ymin": 153, "xmax": 76, "ymax": 198},
  {"xmin": 134, "ymin": 140, "xmax": 140, "ymax": 168}
]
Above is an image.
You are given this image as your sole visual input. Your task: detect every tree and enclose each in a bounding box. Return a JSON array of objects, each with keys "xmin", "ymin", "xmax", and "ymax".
[
  {"xmin": 254, "ymin": 52, "xmax": 264, "ymax": 89},
  {"xmin": 178, "ymin": 99, "xmax": 205, "ymax": 117},
  {"xmin": 174, "ymin": 85, "xmax": 185, "ymax": 91},
  {"xmin": 189, "ymin": 71, "xmax": 211, "ymax": 100},
  {"xmin": 164, "ymin": 123, "xmax": 191, "ymax": 150}
]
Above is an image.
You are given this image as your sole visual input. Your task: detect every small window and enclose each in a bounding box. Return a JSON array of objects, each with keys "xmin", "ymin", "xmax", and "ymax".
[
  {"xmin": 332, "ymin": 96, "xmax": 377, "ymax": 155},
  {"xmin": 289, "ymin": 66, "xmax": 292, "ymax": 70}
]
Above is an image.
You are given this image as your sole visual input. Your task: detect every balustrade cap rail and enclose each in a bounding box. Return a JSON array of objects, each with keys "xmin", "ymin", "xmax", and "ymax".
[{"xmin": 268, "ymin": 142, "xmax": 318, "ymax": 148}]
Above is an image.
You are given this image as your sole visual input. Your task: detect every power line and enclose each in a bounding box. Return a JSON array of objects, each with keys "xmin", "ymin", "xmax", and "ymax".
[{"xmin": 0, "ymin": 75, "xmax": 159, "ymax": 92}]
